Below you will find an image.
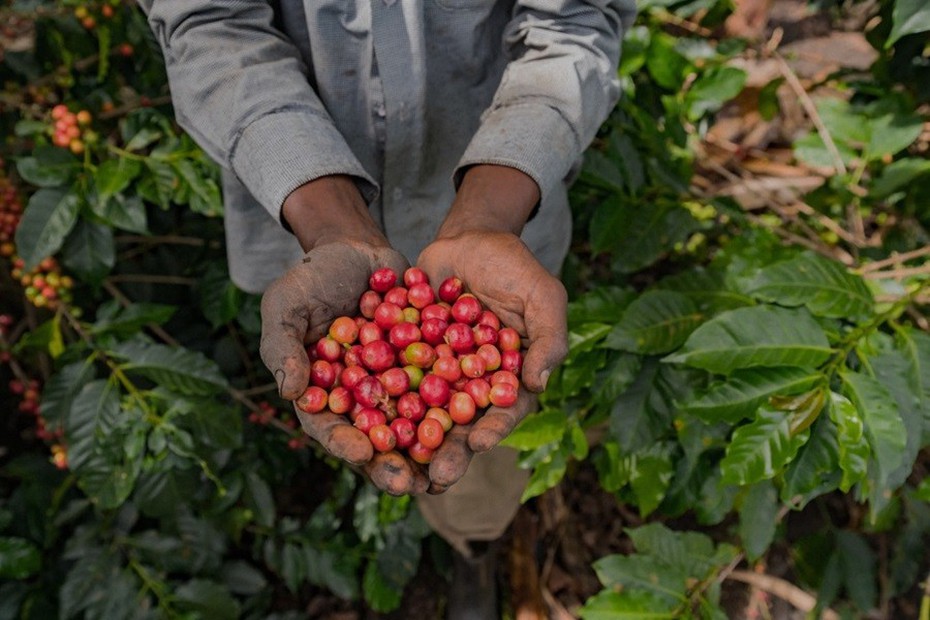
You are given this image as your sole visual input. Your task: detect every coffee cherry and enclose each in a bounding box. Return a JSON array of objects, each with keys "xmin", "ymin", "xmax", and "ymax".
[
  {"xmin": 448, "ymin": 392, "xmax": 477, "ymax": 425},
  {"xmin": 361, "ymin": 340, "xmax": 395, "ymax": 372},
  {"xmin": 407, "ymin": 282, "xmax": 435, "ymax": 309},
  {"xmin": 379, "ymin": 367, "xmax": 411, "ymax": 397},
  {"xmin": 444, "ymin": 323, "xmax": 474, "ymax": 354},
  {"xmin": 374, "ymin": 302, "xmax": 405, "ymax": 329},
  {"xmin": 419, "ymin": 374, "xmax": 450, "ymax": 407},
  {"xmin": 390, "ymin": 418, "xmax": 417, "ymax": 450},
  {"xmin": 397, "ymin": 392, "xmax": 426, "ymax": 422},
  {"xmin": 424, "ymin": 407, "xmax": 453, "ymax": 432},
  {"xmin": 451, "ymin": 294, "xmax": 482, "ymax": 325},
  {"xmin": 310, "ymin": 360, "xmax": 337, "ymax": 389},
  {"xmin": 498, "ymin": 328, "xmax": 521, "ymax": 352},
  {"xmin": 359, "ymin": 290, "xmax": 381, "ymax": 318},
  {"xmin": 384, "ymin": 286, "xmax": 408, "ymax": 307},
  {"xmin": 328, "ymin": 386, "xmax": 354, "ymax": 414},
  {"xmin": 329, "ymin": 316, "xmax": 359, "ymax": 344},
  {"xmin": 408, "ymin": 441, "xmax": 434, "ymax": 464},
  {"xmin": 354, "ymin": 375, "xmax": 387, "ymax": 408},
  {"xmin": 369, "ymin": 267, "xmax": 397, "ymax": 293},
  {"xmin": 403, "ymin": 267, "xmax": 428, "ymax": 287},
  {"xmin": 296, "ymin": 386, "xmax": 328, "ymax": 413},
  {"xmin": 354, "ymin": 407, "xmax": 387, "ymax": 433},
  {"xmin": 489, "ymin": 382, "xmax": 518, "ymax": 408},
  {"xmin": 417, "ymin": 417, "xmax": 445, "ymax": 449},
  {"xmin": 438, "ymin": 276, "xmax": 464, "ymax": 304},
  {"xmin": 369, "ymin": 424, "xmax": 396, "ymax": 452}
]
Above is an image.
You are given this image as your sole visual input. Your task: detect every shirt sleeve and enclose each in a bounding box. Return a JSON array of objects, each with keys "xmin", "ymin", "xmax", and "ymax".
[
  {"xmin": 138, "ymin": 0, "xmax": 378, "ymax": 224},
  {"xmin": 454, "ymin": 0, "xmax": 637, "ymax": 200}
]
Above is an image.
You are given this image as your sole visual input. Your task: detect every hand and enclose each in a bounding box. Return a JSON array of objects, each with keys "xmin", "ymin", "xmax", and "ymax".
[
  {"xmin": 417, "ymin": 230, "xmax": 568, "ymax": 489},
  {"xmin": 260, "ymin": 240, "xmax": 429, "ymax": 494},
  {"xmin": 261, "ymin": 175, "xmax": 431, "ymax": 495}
]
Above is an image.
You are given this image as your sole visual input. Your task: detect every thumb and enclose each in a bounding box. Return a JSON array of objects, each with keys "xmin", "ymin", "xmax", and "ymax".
[
  {"xmin": 259, "ymin": 286, "xmax": 313, "ymax": 400},
  {"xmin": 521, "ymin": 280, "xmax": 568, "ymax": 393}
]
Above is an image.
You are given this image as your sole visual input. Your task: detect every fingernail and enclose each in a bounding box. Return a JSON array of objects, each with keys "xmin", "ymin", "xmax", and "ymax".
[
  {"xmin": 540, "ymin": 369, "xmax": 551, "ymax": 391},
  {"xmin": 274, "ymin": 369, "xmax": 286, "ymax": 395}
]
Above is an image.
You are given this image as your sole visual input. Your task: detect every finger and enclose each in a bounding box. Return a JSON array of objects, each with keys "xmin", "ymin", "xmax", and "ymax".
[
  {"xmin": 468, "ymin": 388, "xmax": 537, "ymax": 453},
  {"xmin": 260, "ymin": 282, "xmax": 313, "ymax": 400},
  {"xmin": 295, "ymin": 409, "xmax": 373, "ymax": 465},
  {"xmin": 365, "ymin": 451, "xmax": 430, "ymax": 496},
  {"xmin": 427, "ymin": 422, "xmax": 474, "ymax": 492},
  {"xmin": 521, "ymin": 277, "xmax": 568, "ymax": 393}
]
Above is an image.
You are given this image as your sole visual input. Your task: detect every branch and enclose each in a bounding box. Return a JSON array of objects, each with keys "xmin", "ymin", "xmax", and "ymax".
[{"xmin": 727, "ymin": 570, "xmax": 840, "ymax": 620}]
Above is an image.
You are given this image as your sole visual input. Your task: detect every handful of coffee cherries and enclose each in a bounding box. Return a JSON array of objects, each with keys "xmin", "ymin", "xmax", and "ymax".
[{"xmin": 296, "ymin": 267, "xmax": 523, "ymax": 464}]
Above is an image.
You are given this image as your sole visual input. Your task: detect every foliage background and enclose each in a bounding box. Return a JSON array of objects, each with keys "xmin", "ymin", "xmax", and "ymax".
[{"xmin": 1, "ymin": 0, "xmax": 930, "ymax": 618}]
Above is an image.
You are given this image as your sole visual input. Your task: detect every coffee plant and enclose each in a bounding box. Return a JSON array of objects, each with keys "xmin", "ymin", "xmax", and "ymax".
[{"xmin": 0, "ymin": 0, "xmax": 928, "ymax": 618}]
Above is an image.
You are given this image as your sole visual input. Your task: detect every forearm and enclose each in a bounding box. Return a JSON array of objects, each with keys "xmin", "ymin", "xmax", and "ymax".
[
  {"xmin": 437, "ymin": 165, "xmax": 540, "ymax": 239},
  {"xmin": 282, "ymin": 176, "xmax": 388, "ymax": 252}
]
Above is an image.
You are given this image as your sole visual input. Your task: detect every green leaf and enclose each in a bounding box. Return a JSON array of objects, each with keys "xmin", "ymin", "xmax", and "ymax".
[
  {"xmin": 609, "ymin": 358, "xmax": 670, "ymax": 452},
  {"xmin": 200, "ymin": 262, "xmax": 243, "ymax": 328},
  {"xmin": 364, "ymin": 560, "xmax": 403, "ymax": 612},
  {"xmin": 77, "ymin": 451, "xmax": 141, "ymax": 509},
  {"xmin": 244, "ymin": 471, "xmax": 275, "ymax": 529},
  {"xmin": 500, "ymin": 409, "xmax": 567, "ymax": 450},
  {"xmin": 835, "ymin": 531, "xmax": 877, "ymax": 610},
  {"xmin": 16, "ymin": 146, "xmax": 77, "ymax": 187},
  {"xmin": 782, "ymin": 415, "xmax": 841, "ymax": 506},
  {"xmin": 646, "ymin": 33, "xmax": 689, "ymax": 90},
  {"xmin": 685, "ymin": 66, "xmax": 747, "ymax": 120},
  {"xmin": 111, "ymin": 339, "xmax": 229, "ymax": 395},
  {"xmin": 590, "ymin": 197, "xmax": 699, "ymax": 273},
  {"xmin": 743, "ymin": 254, "xmax": 873, "ymax": 321},
  {"xmin": 39, "ymin": 360, "xmax": 95, "ymax": 430},
  {"xmin": 134, "ymin": 468, "xmax": 198, "ymax": 518},
  {"xmin": 841, "ymin": 371, "xmax": 908, "ymax": 507},
  {"xmin": 65, "ymin": 380, "xmax": 121, "ymax": 471},
  {"xmin": 0, "ymin": 537, "xmax": 41, "ymax": 579},
  {"xmin": 827, "ymin": 392, "xmax": 869, "ymax": 492},
  {"xmin": 866, "ymin": 111, "xmax": 924, "ymax": 162},
  {"xmin": 175, "ymin": 579, "xmax": 241, "ymax": 620},
  {"xmin": 685, "ymin": 367, "xmax": 824, "ymax": 424},
  {"xmin": 91, "ymin": 302, "xmax": 177, "ymax": 337},
  {"xmin": 872, "ymin": 158, "xmax": 930, "ymax": 198},
  {"xmin": 887, "ymin": 0, "xmax": 930, "ymax": 46},
  {"xmin": 630, "ymin": 443, "xmax": 675, "ymax": 517},
  {"xmin": 626, "ymin": 522, "xmax": 736, "ymax": 577},
  {"xmin": 738, "ymin": 481, "xmax": 778, "ymax": 561},
  {"xmin": 94, "ymin": 158, "xmax": 142, "ymax": 205},
  {"xmin": 569, "ymin": 323, "xmax": 613, "ymax": 356},
  {"xmin": 720, "ymin": 406, "xmax": 810, "ymax": 486},
  {"xmin": 580, "ymin": 590, "xmax": 678, "ymax": 620},
  {"xmin": 592, "ymin": 554, "xmax": 686, "ymax": 604},
  {"xmin": 664, "ymin": 306, "xmax": 832, "ymax": 374},
  {"xmin": 568, "ymin": 286, "xmax": 636, "ymax": 324},
  {"xmin": 14, "ymin": 188, "xmax": 80, "ymax": 270},
  {"xmin": 221, "ymin": 561, "xmax": 268, "ymax": 596},
  {"xmin": 894, "ymin": 327, "xmax": 930, "ymax": 445},
  {"xmin": 917, "ymin": 478, "xmax": 930, "ymax": 502},
  {"xmin": 61, "ymin": 218, "xmax": 115, "ymax": 284},
  {"xmin": 605, "ymin": 291, "xmax": 702, "ymax": 354},
  {"xmin": 521, "ymin": 447, "xmax": 568, "ymax": 502},
  {"xmin": 91, "ymin": 194, "xmax": 148, "ymax": 233},
  {"xmin": 593, "ymin": 353, "xmax": 642, "ymax": 405}
]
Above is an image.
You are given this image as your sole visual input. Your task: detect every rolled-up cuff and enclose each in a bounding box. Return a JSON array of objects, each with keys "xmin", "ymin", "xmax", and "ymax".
[
  {"xmin": 231, "ymin": 109, "xmax": 379, "ymax": 226},
  {"xmin": 453, "ymin": 101, "xmax": 579, "ymax": 204}
]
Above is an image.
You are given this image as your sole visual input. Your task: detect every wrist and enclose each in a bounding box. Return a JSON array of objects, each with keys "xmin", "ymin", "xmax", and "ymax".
[
  {"xmin": 437, "ymin": 165, "xmax": 540, "ymax": 240},
  {"xmin": 282, "ymin": 175, "xmax": 388, "ymax": 251}
]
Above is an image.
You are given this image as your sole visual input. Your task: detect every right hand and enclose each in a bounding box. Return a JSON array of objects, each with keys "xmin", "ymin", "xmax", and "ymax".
[{"xmin": 259, "ymin": 240, "xmax": 431, "ymax": 495}]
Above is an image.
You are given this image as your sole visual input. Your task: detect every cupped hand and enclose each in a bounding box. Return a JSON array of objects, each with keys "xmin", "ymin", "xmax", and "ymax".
[
  {"xmin": 417, "ymin": 229, "xmax": 568, "ymax": 468},
  {"xmin": 259, "ymin": 240, "xmax": 429, "ymax": 495}
]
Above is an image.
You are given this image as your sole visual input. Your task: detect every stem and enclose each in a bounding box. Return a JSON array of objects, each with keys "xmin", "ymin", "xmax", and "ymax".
[
  {"xmin": 821, "ymin": 279, "xmax": 930, "ymax": 381},
  {"xmin": 128, "ymin": 558, "xmax": 178, "ymax": 618}
]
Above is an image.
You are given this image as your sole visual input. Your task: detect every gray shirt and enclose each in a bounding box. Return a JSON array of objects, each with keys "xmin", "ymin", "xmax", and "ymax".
[{"xmin": 141, "ymin": 0, "xmax": 636, "ymax": 293}]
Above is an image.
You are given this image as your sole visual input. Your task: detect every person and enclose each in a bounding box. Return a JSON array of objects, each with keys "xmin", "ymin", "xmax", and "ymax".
[{"xmin": 140, "ymin": 1, "xmax": 635, "ymax": 616}]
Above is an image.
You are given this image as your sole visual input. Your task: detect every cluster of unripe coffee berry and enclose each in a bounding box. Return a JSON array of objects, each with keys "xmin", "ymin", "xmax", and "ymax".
[
  {"xmin": 74, "ymin": 1, "xmax": 120, "ymax": 30},
  {"xmin": 50, "ymin": 105, "xmax": 94, "ymax": 154},
  {"xmin": 0, "ymin": 164, "xmax": 22, "ymax": 255},
  {"xmin": 297, "ymin": 267, "xmax": 523, "ymax": 463},
  {"xmin": 10, "ymin": 256, "xmax": 74, "ymax": 310}
]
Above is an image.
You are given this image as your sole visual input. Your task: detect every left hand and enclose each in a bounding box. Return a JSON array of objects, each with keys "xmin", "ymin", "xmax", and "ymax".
[{"xmin": 417, "ymin": 228, "xmax": 568, "ymax": 489}]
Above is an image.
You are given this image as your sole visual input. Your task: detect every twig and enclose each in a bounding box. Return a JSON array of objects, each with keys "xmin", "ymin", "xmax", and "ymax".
[
  {"xmin": 102, "ymin": 280, "xmax": 180, "ymax": 347},
  {"xmin": 727, "ymin": 570, "xmax": 841, "ymax": 620},
  {"xmin": 861, "ymin": 264, "xmax": 930, "ymax": 280},
  {"xmin": 106, "ymin": 274, "xmax": 197, "ymax": 286},
  {"xmin": 858, "ymin": 246, "xmax": 930, "ymax": 273},
  {"xmin": 774, "ymin": 52, "xmax": 848, "ymax": 177},
  {"xmin": 114, "ymin": 235, "xmax": 210, "ymax": 247},
  {"xmin": 98, "ymin": 95, "xmax": 174, "ymax": 121},
  {"xmin": 655, "ymin": 8, "xmax": 714, "ymax": 37}
]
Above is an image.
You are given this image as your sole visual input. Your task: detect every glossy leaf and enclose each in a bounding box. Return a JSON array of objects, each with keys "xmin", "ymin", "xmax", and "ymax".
[
  {"xmin": 500, "ymin": 409, "xmax": 567, "ymax": 450},
  {"xmin": 64, "ymin": 380, "xmax": 121, "ymax": 471},
  {"xmin": 828, "ymin": 392, "xmax": 869, "ymax": 493},
  {"xmin": 609, "ymin": 358, "xmax": 670, "ymax": 452},
  {"xmin": 61, "ymin": 218, "xmax": 115, "ymax": 284},
  {"xmin": 684, "ymin": 366, "xmax": 823, "ymax": 424},
  {"xmin": 592, "ymin": 554, "xmax": 686, "ymax": 604},
  {"xmin": 14, "ymin": 188, "xmax": 80, "ymax": 270},
  {"xmin": 175, "ymin": 579, "xmax": 241, "ymax": 620},
  {"xmin": 94, "ymin": 157, "xmax": 142, "ymax": 205},
  {"xmin": 664, "ymin": 306, "xmax": 833, "ymax": 374},
  {"xmin": 112, "ymin": 339, "xmax": 229, "ymax": 395},
  {"xmin": 743, "ymin": 253, "xmax": 873, "ymax": 321},
  {"xmin": 782, "ymin": 415, "xmax": 841, "ymax": 506},
  {"xmin": 720, "ymin": 406, "xmax": 809, "ymax": 486},
  {"xmin": 630, "ymin": 443, "xmax": 675, "ymax": 517},
  {"xmin": 0, "ymin": 537, "xmax": 41, "ymax": 579},
  {"xmin": 580, "ymin": 590, "xmax": 678, "ymax": 620},
  {"xmin": 887, "ymin": 0, "xmax": 930, "ymax": 46},
  {"xmin": 605, "ymin": 290, "xmax": 702, "ymax": 354},
  {"xmin": 738, "ymin": 481, "xmax": 778, "ymax": 561},
  {"xmin": 16, "ymin": 146, "xmax": 77, "ymax": 187},
  {"xmin": 841, "ymin": 371, "xmax": 907, "ymax": 496}
]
